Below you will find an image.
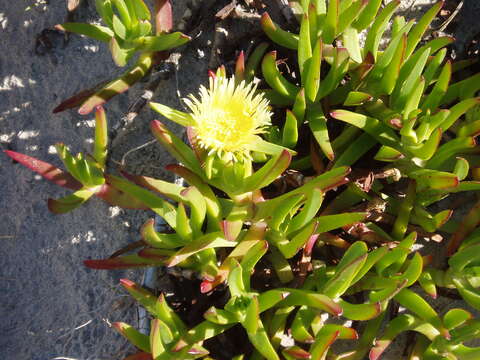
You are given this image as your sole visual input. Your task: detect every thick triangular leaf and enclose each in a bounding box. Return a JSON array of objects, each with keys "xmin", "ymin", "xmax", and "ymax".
[{"xmin": 4, "ymin": 150, "xmax": 82, "ymax": 190}]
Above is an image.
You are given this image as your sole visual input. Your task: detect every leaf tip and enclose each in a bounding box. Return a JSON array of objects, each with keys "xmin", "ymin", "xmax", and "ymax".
[{"xmin": 120, "ymin": 278, "xmax": 136, "ymax": 288}]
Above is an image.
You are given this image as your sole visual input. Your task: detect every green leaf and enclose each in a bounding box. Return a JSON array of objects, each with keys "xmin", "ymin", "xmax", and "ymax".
[
  {"xmin": 131, "ymin": 0, "xmax": 150, "ymax": 20},
  {"xmin": 316, "ymin": 212, "xmax": 366, "ymax": 233},
  {"xmin": 317, "ymin": 47, "xmax": 349, "ymax": 99},
  {"xmin": 84, "ymin": 254, "xmax": 166, "ymax": 269},
  {"xmin": 457, "ymin": 120, "xmax": 480, "ymax": 138},
  {"xmin": 426, "ymin": 137, "xmax": 476, "ymax": 170},
  {"xmin": 150, "ymin": 319, "xmax": 166, "ymax": 358},
  {"xmin": 133, "ymin": 32, "xmax": 190, "ymax": 51},
  {"xmin": 449, "ymin": 243, "xmax": 480, "ymax": 272},
  {"xmin": 278, "ymin": 289, "xmax": 342, "ymax": 316},
  {"xmin": 244, "ymin": 296, "xmax": 260, "ymax": 334},
  {"xmin": 298, "ymin": 14, "xmax": 312, "ymax": 79},
  {"xmin": 48, "ymin": 188, "xmax": 95, "ymax": 214},
  {"xmin": 241, "ymin": 150, "xmax": 291, "ymax": 193},
  {"xmin": 248, "ymin": 319, "xmax": 280, "ymax": 360},
  {"xmin": 339, "ymin": 300, "xmax": 382, "ymax": 321},
  {"xmin": 167, "ymin": 232, "xmax": 235, "ymax": 267},
  {"xmin": 364, "ymin": 0, "xmax": 400, "ymax": 60},
  {"xmin": 391, "ymin": 47, "xmax": 430, "ymax": 111},
  {"xmin": 338, "ymin": 0, "xmax": 367, "ymax": 34},
  {"xmin": 305, "ymin": 40, "xmax": 322, "ymax": 102},
  {"xmin": 440, "ymin": 97, "xmax": 480, "ymax": 132},
  {"xmin": 203, "ymin": 307, "xmax": 238, "ymax": 325},
  {"xmin": 374, "ymin": 145, "xmax": 403, "ymax": 162},
  {"xmin": 291, "ymin": 306, "xmax": 315, "ymax": 342},
  {"xmin": 323, "ymin": 241, "xmax": 368, "ymax": 298},
  {"xmin": 344, "ymin": 91, "xmax": 372, "ymax": 106},
  {"xmin": 323, "ymin": 0, "xmax": 339, "ymax": 44},
  {"xmin": 368, "ymin": 20, "xmax": 413, "ymax": 79},
  {"xmin": 282, "ymin": 110, "xmax": 299, "ymax": 148},
  {"xmin": 369, "ymin": 314, "xmax": 420, "ymax": 360},
  {"xmin": 113, "ymin": 322, "xmax": 150, "ymax": 352},
  {"xmin": 112, "ymin": 0, "xmax": 132, "ymax": 29},
  {"xmin": 292, "ymin": 88, "xmax": 306, "ymax": 123},
  {"xmin": 93, "ymin": 106, "xmax": 108, "ymax": 167},
  {"xmin": 405, "ymin": 0, "xmax": 444, "ymax": 58},
  {"xmin": 353, "ymin": 0, "xmax": 383, "ymax": 30},
  {"xmin": 258, "ymin": 289, "xmax": 290, "ymax": 313},
  {"xmin": 324, "ymin": 253, "xmax": 368, "ymax": 299},
  {"xmin": 351, "ymin": 246, "xmax": 389, "ymax": 286},
  {"xmin": 141, "ymin": 219, "xmax": 185, "ymax": 248},
  {"xmin": 343, "ymin": 27, "xmax": 362, "ymax": 63},
  {"xmin": 175, "ymin": 202, "xmax": 192, "ymax": 242},
  {"xmin": 120, "ymin": 280, "xmax": 185, "ymax": 335},
  {"xmin": 106, "ymin": 174, "xmax": 177, "ymax": 227},
  {"xmin": 150, "ymin": 120, "xmax": 203, "ymax": 175},
  {"xmin": 330, "ymin": 110, "xmax": 401, "ymax": 150},
  {"xmin": 402, "ymin": 78, "xmax": 425, "ymax": 121},
  {"xmin": 443, "ymin": 73, "xmax": 480, "ymax": 105},
  {"xmin": 309, "ymin": 327, "xmax": 339, "ymax": 359},
  {"xmin": 334, "ymin": 132, "xmax": 376, "ymax": 167},
  {"xmin": 267, "ymin": 247, "xmax": 294, "ymax": 283},
  {"xmin": 149, "ymin": 102, "xmax": 193, "ymax": 127},
  {"xmin": 394, "ymin": 252, "xmax": 423, "ymax": 287},
  {"xmin": 78, "ymin": 52, "xmax": 153, "ymax": 113},
  {"xmin": 112, "ymin": 14, "xmax": 128, "ymax": 39},
  {"xmin": 181, "ymin": 186, "xmax": 207, "ymax": 236},
  {"xmin": 264, "ymin": 167, "xmax": 350, "ymax": 215},
  {"xmin": 394, "ymin": 288, "xmax": 450, "ymax": 339},
  {"xmin": 409, "ymin": 128, "xmax": 442, "ymax": 161},
  {"xmin": 262, "ymin": 51, "xmax": 299, "ymax": 99},
  {"xmin": 444, "ymin": 308, "xmax": 472, "ymax": 330},
  {"xmin": 421, "ymin": 61, "xmax": 452, "ymax": 112},
  {"xmin": 121, "ymin": 171, "xmax": 184, "ymax": 201},
  {"xmin": 277, "ymin": 220, "xmax": 318, "ymax": 258},
  {"xmin": 260, "ymin": 13, "xmax": 298, "ymax": 50},
  {"xmin": 423, "ymin": 48, "xmax": 447, "ymax": 86},
  {"xmin": 166, "ymin": 164, "xmax": 221, "ymax": 228},
  {"xmin": 287, "ymin": 189, "xmax": 324, "ymax": 234},
  {"xmin": 454, "ymin": 157, "xmax": 470, "ymax": 181},
  {"xmin": 137, "ymin": 20, "xmax": 151, "ymax": 37},
  {"xmin": 380, "ymin": 34, "xmax": 406, "ymax": 95},
  {"xmin": 308, "ymin": 105, "xmax": 334, "ymax": 160},
  {"xmin": 419, "ymin": 270, "xmax": 437, "ymax": 299},
  {"xmin": 391, "ymin": 182, "xmax": 416, "ymax": 241},
  {"xmin": 95, "ymin": 0, "xmax": 114, "ymax": 28},
  {"xmin": 55, "ymin": 143, "xmax": 82, "ymax": 183},
  {"xmin": 59, "ymin": 22, "xmax": 114, "ymax": 42}
]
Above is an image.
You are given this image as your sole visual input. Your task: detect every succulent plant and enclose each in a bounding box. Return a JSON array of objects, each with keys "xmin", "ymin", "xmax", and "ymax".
[
  {"xmin": 8, "ymin": 0, "xmax": 480, "ymax": 359},
  {"xmin": 84, "ymin": 70, "xmax": 365, "ymax": 289},
  {"xmin": 5, "ymin": 106, "xmax": 145, "ymax": 212},
  {"xmin": 53, "ymin": 0, "xmax": 190, "ymax": 114}
]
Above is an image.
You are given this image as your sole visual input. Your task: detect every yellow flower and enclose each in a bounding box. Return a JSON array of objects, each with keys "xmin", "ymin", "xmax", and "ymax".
[{"xmin": 183, "ymin": 75, "xmax": 272, "ymax": 161}]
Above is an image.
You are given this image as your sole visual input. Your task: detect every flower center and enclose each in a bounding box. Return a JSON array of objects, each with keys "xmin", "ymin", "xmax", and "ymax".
[
  {"xmin": 196, "ymin": 106, "xmax": 255, "ymax": 152},
  {"xmin": 184, "ymin": 75, "xmax": 272, "ymax": 160}
]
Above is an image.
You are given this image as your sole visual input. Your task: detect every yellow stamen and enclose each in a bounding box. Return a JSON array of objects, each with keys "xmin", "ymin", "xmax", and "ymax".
[{"xmin": 184, "ymin": 75, "xmax": 272, "ymax": 161}]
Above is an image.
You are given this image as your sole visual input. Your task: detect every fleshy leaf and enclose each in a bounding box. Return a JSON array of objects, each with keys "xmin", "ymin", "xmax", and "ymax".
[
  {"xmin": 58, "ymin": 22, "xmax": 114, "ymax": 42},
  {"xmin": 78, "ymin": 52, "xmax": 154, "ymax": 114},
  {"xmin": 167, "ymin": 232, "xmax": 235, "ymax": 267},
  {"xmin": 4, "ymin": 150, "xmax": 82, "ymax": 190},
  {"xmin": 48, "ymin": 189, "xmax": 95, "ymax": 214},
  {"xmin": 84, "ymin": 255, "xmax": 165, "ymax": 269},
  {"xmin": 261, "ymin": 13, "xmax": 298, "ymax": 50}
]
